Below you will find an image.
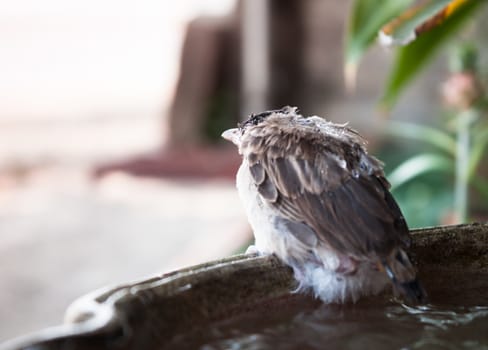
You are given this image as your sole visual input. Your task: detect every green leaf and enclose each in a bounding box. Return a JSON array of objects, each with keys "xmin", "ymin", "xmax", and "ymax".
[
  {"xmin": 344, "ymin": 0, "xmax": 413, "ymax": 88},
  {"xmin": 388, "ymin": 153, "xmax": 453, "ymax": 190},
  {"xmin": 384, "ymin": 121, "xmax": 456, "ymax": 155},
  {"xmin": 380, "ymin": 0, "xmax": 485, "ymax": 110},
  {"xmin": 379, "ymin": 0, "xmax": 452, "ymax": 46},
  {"xmin": 468, "ymin": 126, "xmax": 488, "ymax": 178},
  {"xmin": 471, "ymin": 175, "xmax": 488, "ymax": 202}
]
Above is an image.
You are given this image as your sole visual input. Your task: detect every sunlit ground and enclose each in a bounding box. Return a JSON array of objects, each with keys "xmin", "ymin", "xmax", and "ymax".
[
  {"xmin": 0, "ymin": 0, "xmax": 244, "ymax": 342},
  {"xmin": 0, "ymin": 169, "xmax": 248, "ymax": 341}
]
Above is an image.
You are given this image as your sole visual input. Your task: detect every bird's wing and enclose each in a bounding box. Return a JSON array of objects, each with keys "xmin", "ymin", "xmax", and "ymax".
[{"xmin": 244, "ymin": 134, "xmax": 410, "ymax": 259}]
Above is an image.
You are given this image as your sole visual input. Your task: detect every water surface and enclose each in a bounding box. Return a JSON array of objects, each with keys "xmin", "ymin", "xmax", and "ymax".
[{"xmin": 170, "ymin": 268, "xmax": 488, "ymax": 349}]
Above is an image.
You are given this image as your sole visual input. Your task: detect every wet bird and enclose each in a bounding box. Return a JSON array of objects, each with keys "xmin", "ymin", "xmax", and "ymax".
[{"xmin": 222, "ymin": 107, "xmax": 426, "ymax": 304}]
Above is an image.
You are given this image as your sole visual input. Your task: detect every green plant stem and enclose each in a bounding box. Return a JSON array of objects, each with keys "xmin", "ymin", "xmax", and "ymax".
[{"xmin": 454, "ymin": 110, "xmax": 476, "ymax": 223}]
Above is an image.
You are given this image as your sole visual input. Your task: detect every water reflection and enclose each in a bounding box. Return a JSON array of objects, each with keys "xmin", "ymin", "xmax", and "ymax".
[
  {"xmin": 387, "ymin": 303, "xmax": 488, "ymax": 349},
  {"xmin": 193, "ymin": 300, "xmax": 488, "ymax": 350}
]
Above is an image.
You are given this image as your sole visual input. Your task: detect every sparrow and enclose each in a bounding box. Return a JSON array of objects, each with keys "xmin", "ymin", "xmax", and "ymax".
[{"xmin": 222, "ymin": 106, "xmax": 426, "ymax": 304}]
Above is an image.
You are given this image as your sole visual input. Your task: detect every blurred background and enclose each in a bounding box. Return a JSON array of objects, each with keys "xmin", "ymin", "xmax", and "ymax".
[{"xmin": 0, "ymin": 0, "xmax": 486, "ymax": 343}]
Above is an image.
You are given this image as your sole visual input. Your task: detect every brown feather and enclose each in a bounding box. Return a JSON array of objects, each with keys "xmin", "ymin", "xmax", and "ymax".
[
  {"xmin": 230, "ymin": 107, "xmax": 426, "ymax": 303},
  {"xmin": 239, "ymin": 110, "xmax": 409, "ymax": 259}
]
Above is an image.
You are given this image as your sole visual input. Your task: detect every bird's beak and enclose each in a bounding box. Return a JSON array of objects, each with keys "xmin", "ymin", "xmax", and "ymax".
[{"xmin": 221, "ymin": 128, "xmax": 240, "ymax": 145}]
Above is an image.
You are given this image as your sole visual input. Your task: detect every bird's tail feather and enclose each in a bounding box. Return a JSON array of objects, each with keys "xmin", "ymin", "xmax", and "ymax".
[{"xmin": 381, "ymin": 249, "xmax": 427, "ymax": 304}]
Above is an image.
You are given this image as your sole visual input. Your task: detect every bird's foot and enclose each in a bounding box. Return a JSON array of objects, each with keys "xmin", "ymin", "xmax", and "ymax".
[
  {"xmin": 335, "ymin": 255, "xmax": 359, "ymax": 275},
  {"xmin": 245, "ymin": 245, "xmax": 260, "ymax": 255}
]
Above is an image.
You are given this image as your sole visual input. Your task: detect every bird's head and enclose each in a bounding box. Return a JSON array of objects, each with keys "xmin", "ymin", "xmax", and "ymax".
[{"xmin": 221, "ymin": 106, "xmax": 299, "ymax": 147}]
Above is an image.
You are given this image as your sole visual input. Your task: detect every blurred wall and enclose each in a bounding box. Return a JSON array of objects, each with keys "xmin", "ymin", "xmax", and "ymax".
[{"xmin": 0, "ymin": 0, "xmax": 236, "ymax": 166}]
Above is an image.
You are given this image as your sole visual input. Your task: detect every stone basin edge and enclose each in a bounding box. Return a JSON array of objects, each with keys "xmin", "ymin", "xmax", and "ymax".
[{"xmin": 1, "ymin": 223, "xmax": 487, "ymax": 350}]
